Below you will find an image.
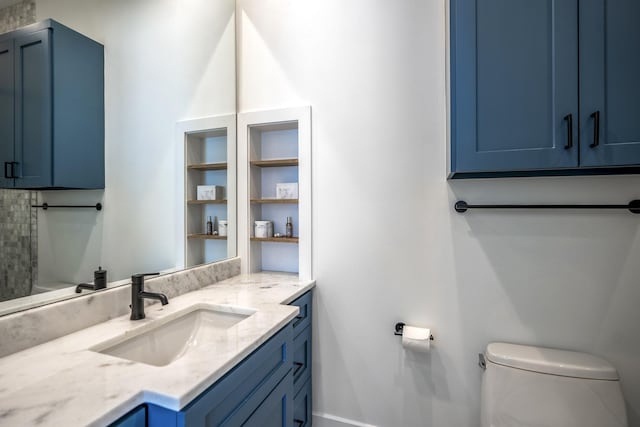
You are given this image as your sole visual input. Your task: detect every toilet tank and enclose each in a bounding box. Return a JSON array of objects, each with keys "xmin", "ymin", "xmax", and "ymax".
[{"xmin": 481, "ymin": 343, "xmax": 627, "ymax": 427}]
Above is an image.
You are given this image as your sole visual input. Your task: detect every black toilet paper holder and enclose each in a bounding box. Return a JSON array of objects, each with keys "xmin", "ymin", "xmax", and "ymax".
[{"xmin": 394, "ymin": 322, "xmax": 434, "ymax": 340}]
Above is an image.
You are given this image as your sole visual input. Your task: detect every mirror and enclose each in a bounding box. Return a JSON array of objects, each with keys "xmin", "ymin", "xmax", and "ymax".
[{"xmin": 0, "ymin": 0, "xmax": 237, "ymax": 314}]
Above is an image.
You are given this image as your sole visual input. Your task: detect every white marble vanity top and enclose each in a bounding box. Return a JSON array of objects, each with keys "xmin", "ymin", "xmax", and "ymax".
[{"xmin": 0, "ymin": 272, "xmax": 315, "ymax": 427}]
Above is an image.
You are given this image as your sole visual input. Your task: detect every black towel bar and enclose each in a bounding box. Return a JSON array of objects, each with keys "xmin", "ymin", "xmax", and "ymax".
[
  {"xmin": 32, "ymin": 203, "xmax": 102, "ymax": 211},
  {"xmin": 454, "ymin": 200, "xmax": 640, "ymax": 214}
]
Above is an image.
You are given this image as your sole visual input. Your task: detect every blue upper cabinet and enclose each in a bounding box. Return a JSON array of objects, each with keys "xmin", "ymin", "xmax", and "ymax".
[
  {"xmin": 450, "ymin": 0, "xmax": 640, "ymax": 177},
  {"xmin": 0, "ymin": 20, "xmax": 104, "ymax": 189},
  {"xmin": 14, "ymin": 29, "xmax": 53, "ymax": 188},
  {"xmin": 451, "ymin": 0, "xmax": 579, "ymax": 175},
  {"xmin": 579, "ymin": 0, "xmax": 640, "ymax": 167}
]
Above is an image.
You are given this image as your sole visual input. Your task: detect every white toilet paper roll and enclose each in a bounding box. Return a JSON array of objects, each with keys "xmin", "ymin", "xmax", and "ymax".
[{"xmin": 402, "ymin": 326, "xmax": 431, "ymax": 352}]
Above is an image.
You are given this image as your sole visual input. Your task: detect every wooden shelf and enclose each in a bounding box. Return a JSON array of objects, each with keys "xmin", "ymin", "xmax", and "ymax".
[
  {"xmin": 250, "ymin": 158, "xmax": 298, "ymax": 168},
  {"xmin": 250, "ymin": 198, "xmax": 298, "ymax": 204},
  {"xmin": 187, "ymin": 199, "xmax": 227, "ymax": 205},
  {"xmin": 188, "ymin": 234, "xmax": 227, "ymax": 240},
  {"xmin": 251, "ymin": 237, "xmax": 299, "ymax": 243},
  {"xmin": 187, "ymin": 162, "xmax": 228, "ymax": 171}
]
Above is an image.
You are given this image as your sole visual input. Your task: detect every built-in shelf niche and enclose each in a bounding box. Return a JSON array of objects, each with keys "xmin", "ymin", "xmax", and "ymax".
[
  {"xmin": 176, "ymin": 115, "xmax": 236, "ymax": 270},
  {"xmin": 238, "ymin": 107, "xmax": 312, "ymax": 280}
]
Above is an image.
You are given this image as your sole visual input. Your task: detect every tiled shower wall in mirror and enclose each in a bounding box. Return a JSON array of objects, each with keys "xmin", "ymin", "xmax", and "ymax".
[
  {"xmin": 0, "ymin": 0, "xmax": 35, "ymax": 34},
  {"xmin": 0, "ymin": 192, "xmax": 38, "ymax": 302},
  {"xmin": 1, "ymin": 0, "xmax": 37, "ymax": 303}
]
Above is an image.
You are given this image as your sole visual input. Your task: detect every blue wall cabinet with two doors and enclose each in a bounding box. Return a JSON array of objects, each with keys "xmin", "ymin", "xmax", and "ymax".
[
  {"xmin": 450, "ymin": 0, "xmax": 640, "ymax": 178},
  {"xmin": 0, "ymin": 19, "xmax": 104, "ymax": 189},
  {"xmin": 110, "ymin": 290, "xmax": 313, "ymax": 427}
]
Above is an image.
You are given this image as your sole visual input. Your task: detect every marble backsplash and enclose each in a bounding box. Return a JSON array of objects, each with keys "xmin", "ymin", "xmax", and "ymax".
[{"xmin": 0, "ymin": 258, "xmax": 241, "ymax": 357}]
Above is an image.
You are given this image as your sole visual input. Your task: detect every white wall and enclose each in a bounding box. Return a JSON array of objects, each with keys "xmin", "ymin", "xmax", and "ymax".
[
  {"xmin": 35, "ymin": 0, "xmax": 236, "ymax": 284},
  {"xmin": 237, "ymin": 1, "xmax": 640, "ymax": 426}
]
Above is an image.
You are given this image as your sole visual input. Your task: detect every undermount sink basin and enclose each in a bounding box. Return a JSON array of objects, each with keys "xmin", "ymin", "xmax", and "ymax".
[{"xmin": 92, "ymin": 305, "xmax": 255, "ymax": 366}]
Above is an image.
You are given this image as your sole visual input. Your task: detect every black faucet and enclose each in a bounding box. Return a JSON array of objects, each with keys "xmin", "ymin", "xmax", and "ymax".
[
  {"xmin": 75, "ymin": 267, "xmax": 108, "ymax": 293},
  {"xmin": 130, "ymin": 273, "xmax": 168, "ymax": 320}
]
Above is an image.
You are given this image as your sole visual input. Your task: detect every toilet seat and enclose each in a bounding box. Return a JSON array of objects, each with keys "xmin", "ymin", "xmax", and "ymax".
[{"xmin": 486, "ymin": 342, "xmax": 619, "ymax": 380}]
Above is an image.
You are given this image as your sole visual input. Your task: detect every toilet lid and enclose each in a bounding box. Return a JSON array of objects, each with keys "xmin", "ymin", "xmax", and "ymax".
[{"xmin": 486, "ymin": 343, "xmax": 619, "ymax": 380}]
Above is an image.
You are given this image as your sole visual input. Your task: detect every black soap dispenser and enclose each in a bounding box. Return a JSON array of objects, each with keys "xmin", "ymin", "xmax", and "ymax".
[
  {"xmin": 94, "ymin": 266, "xmax": 107, "ymax": 290},
  {"xmin": 206, "ymin": 216, "xmax": 213, "ymax": 235}
]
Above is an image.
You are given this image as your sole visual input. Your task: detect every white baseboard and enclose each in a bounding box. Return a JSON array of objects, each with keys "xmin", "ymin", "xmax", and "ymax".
[{"xmin": 312, "ymin": 412, "xmax": 378, "ymax": 427}]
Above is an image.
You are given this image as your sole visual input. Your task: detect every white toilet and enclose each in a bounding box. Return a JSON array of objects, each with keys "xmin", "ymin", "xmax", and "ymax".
[{"xmin": 481, "ymin": 342, "xmax": 628, "ymax": 427}]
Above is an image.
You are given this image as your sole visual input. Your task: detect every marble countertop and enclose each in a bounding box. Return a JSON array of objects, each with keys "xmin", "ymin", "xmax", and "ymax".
[{"xmin": 0, "ymin": 272, "xmax": 315, "ymax": 427}]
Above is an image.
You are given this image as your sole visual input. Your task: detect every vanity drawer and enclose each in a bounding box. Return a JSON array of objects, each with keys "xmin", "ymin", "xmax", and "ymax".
[
  {"xmin": 293, "ymin": 324, "xmax": 312, "ymax": 394},
  {"xmin": 242, "ymin": 370, "xmax": 294, "ymax": 426},
  {"xmin": 289, "ymin": 290, "xmax": 312, "ymax": 332},
  {"xmin": 293, "ymin": 377, "xmax": 312, "ymax": 427},
  {"xmin": 110, "ymin": 405, "xmax": 146, "ymax": 427}
]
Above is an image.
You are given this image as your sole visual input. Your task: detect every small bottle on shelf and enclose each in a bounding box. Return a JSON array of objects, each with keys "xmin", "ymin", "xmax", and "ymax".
[
  {"xmin": 285, "ymin": 216, "xmax": 293, "ymax": 238},
  {"xmin": 206, "ymin": 216, "xmax": 213, "ymax": 235}
]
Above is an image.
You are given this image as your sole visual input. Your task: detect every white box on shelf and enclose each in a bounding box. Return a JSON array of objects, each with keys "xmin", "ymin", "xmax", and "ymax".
[
  {"xmin": 255, "ymin": 221, "xmax": 273, "ymax": 238},
  {"xmin": 276, "ymin": 182, "xmax": 298, "ymax": 199},
  {"xmin": 218, "ymin": 220, "xmax": 228, "ymax": 236},
  {"xmin": 197, "ymin": 185, "xmax": 224, "ymax": 200}
]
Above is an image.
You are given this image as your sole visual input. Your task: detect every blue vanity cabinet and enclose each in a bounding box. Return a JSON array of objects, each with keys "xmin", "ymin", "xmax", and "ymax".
[
  {"xmin": 450, "ymin": 0, "xmax": 579, "ymax": 175},
  {"xmin": 0, "ymin": 20, "xmax": 104, "ymax": 189},
  {"xmin": 450, "ymin": 0, "xmax": 640, "ymax": 177},
  {"xmin": 111, "ymin": 290, "xmax": 314, "ymax": 427},
  {"xmin": 578, "ymin": 0, "xmax": 640, "ymax": 167},
  {"xmin": 145, "ymin": 322, "xmax": 294, "ymax": 427},
  {"xmin": 289, "ymin": 291, "xmax": 313, "ymax": 426}
]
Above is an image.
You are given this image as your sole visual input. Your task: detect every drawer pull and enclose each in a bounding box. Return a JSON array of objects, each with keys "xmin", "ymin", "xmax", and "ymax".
[
  {"xmin": 11, "ymin": 162, "xmax": 19, "ymax": 178},
  {"xmin": 564, "ymin": 114, "xmax": 573, "ymax": 150},
  {"xmin": 293, "ymin": 309, "xmax": 306, "ymax": 327},
  {"xmin": 294, "ymin": 420, "xmax": 305, "ymax": 427},
  {"xmin": 590, "ymin": 111, "xmax": 600, "ymax": 148},
  {"xmin": 293, "ymin": 361, "xmax": 304, "ymax": 376}
]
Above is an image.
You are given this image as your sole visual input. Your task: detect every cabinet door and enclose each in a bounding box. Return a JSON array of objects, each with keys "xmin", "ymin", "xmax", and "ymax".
[
  {"xmin": 14, "ymin": 29, "xmax": 52, "ymax": 188},
  {"xmin": 579, "ymin": 0, "xmax": 640, "ymax": 167},
  {"xmin": 451, "ymin": 0, "xmax": 579, "ymax": 173},
  {"xmin": 242, "ymin": 374, "xmax": 293, "ymax": 427},
  {"xmin": 293, "ymin": 378, "xmax": 312, "ymax": 427},
  {"xmin": 0, "ymin": 40, "xmax": 14, "ymax": 188},
  {"xmin": 293, "ymin": 324, "xmax": 311, "ymax": 396}
]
